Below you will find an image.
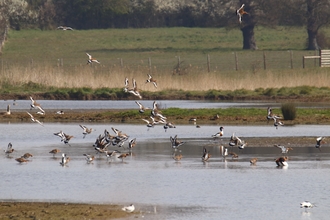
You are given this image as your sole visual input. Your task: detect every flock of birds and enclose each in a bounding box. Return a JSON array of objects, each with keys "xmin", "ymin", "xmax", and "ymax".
[{"xmin": 3, "ymin": 7, "xmax": 323, "ymax": 211}]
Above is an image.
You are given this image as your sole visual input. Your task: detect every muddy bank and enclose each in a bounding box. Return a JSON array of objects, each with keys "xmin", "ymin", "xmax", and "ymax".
[
  {"xmin": 0, "ymin": 202, "xmax": 135, "ymax": 220},
  {"xmin": 1, "ymin": 110, "xmax": 330, "ymax": 125}
]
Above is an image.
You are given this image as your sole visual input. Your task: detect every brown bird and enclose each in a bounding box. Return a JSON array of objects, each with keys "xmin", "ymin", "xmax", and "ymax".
[
  {"xmin": 118, "ymin": 153, "xmax": 130, "ymax": 162},
  {"xmin": 79, "ymin": 125, "xmax": 94, "ymax": 138},
  {"xmin": 15, "ymin": 157, "xmax": 29, "ymax": 163},
  {"xmin": 21, "ymin": 153, "xmax": 33, "ymax": 159},
  {"xmin": 49, "ymin": 149, "xmax": 61, "ymax": 157},
  {"xmin": 250, "ymin": 158, "xmax": 258, "ymax": 165},
  {"xmin": 173, "ymin": 153, "xmax": 183, "ymax": 161},
  {"xmin": 145, "ymin": 74, "xmax": 158, "ymax": 88},
  {"xmin": 275, "ymin": 156, "xmax": 288, "ymax": 167},
  {"xmin": 229, "ymin": 152, "xmax": 239, "ymax": 159},
  {"xmin": 86, "ymin": 53, "xmax": 100, "ymax": 64},
  {"xmin": 236, "ymin": 4, "xmax": 248, "ymax": 24}
]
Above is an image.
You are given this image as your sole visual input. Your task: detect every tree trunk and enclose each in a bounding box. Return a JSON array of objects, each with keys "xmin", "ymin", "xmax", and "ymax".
[
  {"xmin": 241, "ymin": 25, "xmax": 257, "ymax": 50},
  {"xmin": 307, "ymin": 29, "xmax": 320, "ymax": 50}
]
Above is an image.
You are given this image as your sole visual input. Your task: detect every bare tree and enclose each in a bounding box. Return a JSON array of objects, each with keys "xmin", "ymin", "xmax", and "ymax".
[{"xmin": 305, "ymin": 0, "xmax": 330, "ymax": 50}]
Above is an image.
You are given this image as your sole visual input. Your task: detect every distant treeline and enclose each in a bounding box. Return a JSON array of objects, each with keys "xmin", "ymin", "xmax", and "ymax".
[
  {"xmin": 0, "ymin": 0, "xmax": 314, "ymax": 30},
  {"xmin": 0, "ymin": 0, "xmax": 330, "ymax": 50}
]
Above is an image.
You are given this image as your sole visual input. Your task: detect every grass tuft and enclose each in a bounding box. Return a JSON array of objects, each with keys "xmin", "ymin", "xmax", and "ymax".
[{"xmin": 281, "ymin": 103, "xmax": 297, "ymax": 120}]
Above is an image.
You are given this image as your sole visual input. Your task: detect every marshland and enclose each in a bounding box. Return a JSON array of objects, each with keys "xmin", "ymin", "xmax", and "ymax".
[
  {"xmin": 1, "ymin": 27, "xmax": 330, "ymax": 220},
  {"xmin": 1, "ymin": 27, "xmax": 330, "ymax": 96}
]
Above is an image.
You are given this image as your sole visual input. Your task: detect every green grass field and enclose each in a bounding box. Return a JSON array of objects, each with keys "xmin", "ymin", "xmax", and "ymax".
[{"xmin": 0, "ymin": 27, "xmax": 330, "ymax": 94}]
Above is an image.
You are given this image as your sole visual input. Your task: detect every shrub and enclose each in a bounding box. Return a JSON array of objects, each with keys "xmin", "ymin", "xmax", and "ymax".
[{"xmin": 281, "ymin": 103, "xmax": 296, "ymax": 120}]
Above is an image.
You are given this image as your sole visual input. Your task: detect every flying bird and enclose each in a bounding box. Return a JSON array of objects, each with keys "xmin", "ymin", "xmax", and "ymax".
[
  {"xmin": 145, "ymin": 74, "xmax": 158, "ymax": 88},
  {"xmin": 79, "ymin": 125, "xmax": 94, "ymax": 138},
  {"xmin": 236, "ymin": 4, "xmax": 248, "ymax": 24},
  {"xmin": 86, "ymin": 53, "xmax": 100, "ymax": 64},
  {"xmin": 274, "ymin": 144, "xmax": 293, "ymax": 154},
  {"xmin": 26, "ymin": 112, "xmax": 44, "ymax": 126}
]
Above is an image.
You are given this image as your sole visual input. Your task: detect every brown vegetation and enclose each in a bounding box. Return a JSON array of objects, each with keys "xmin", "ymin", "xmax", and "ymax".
[{"xmin": 0, "ymin": 202, "xmax": 133, "ymax": 220}]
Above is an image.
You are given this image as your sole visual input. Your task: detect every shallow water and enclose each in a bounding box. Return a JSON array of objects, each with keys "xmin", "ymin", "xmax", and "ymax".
[
  {"xmin": 2, "ymin": 99, "xmax": 330, "ymax": 111},
  {"xmin": 1, "ymin": 122, "xmax": 330, "ymax": 219}
]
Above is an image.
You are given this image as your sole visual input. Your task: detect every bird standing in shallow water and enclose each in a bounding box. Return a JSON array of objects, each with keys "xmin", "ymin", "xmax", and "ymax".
[
  {"xmin": 49, "ymin": 149, "xmax": 61, "ymax": 157},
  {"xmin": 250, "ymin": 158, "xmax": 258, "ymax": 165},
  {"xmin": 300, "ymin": 201, "xmax": 314, "ymax": 212},
  {"xmin": 60, "ymin": 153, "xmax": 70, "ymax": 166},
  {"xmin": 275, "ymin": 156, "xmax": 288, "ymax": 167},
  {"xmin": 21, "ymin": 153, "xmax": 33, "ymax": 159},
  {"xmin": 83, "ymin": 154, "xmax": 95, "ymax": 163},
  {"xmin": 15, "ymin": 157, "xmax": 29, "ymax": 163},
  {"xmin": 212, "ymin": 126, "xmax": 224, "ymax": 139},
  {"xmin": 172, "ymin": 153, "xmax": 182, "ymax": 161},
  {"xmin": 4, "ymin": 142, "xmax": 14, "ymax": 156},
  {"xmin": 315, "ymin": 137, "xmax": 325, "ymax": 151},
  {"xmin": 202, "ymin": 147, "xmax": 211, "ymax": 162},
  {"xmin": 118, "ymin": 153, "xmax": 130, "ymax": 162}
]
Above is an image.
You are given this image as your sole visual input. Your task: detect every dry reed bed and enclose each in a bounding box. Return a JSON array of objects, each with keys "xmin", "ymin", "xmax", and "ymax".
[{"xmin": 1, "ymin": 63, "xmax": 330, "ymax": 91}]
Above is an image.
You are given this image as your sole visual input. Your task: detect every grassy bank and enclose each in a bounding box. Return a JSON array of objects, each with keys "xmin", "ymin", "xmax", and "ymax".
[
  {"xmin": 2, "ymin": 107, "xmax": 330, "ymax": 125},
  {"xmin": 0, "ymin": 27, "xmax": 330, "ymax": 94},
  {"xmin": 1, "ymin": 83, "xmax": 330, "ymax": 101}
]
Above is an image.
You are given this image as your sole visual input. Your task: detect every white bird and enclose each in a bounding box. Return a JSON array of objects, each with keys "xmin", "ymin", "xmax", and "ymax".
[
  {"xmin": 122, "ymin": 204, "xmax": 135, "ymax": 213},
  {"xmin": 220, "ymin": 145, "xmax": 228, "ymax": 157},
  {"xmin": 300, "ymin": 201, "xmax": 314, "ymax": 211},
  {"xmin": 57, "ymin": 26, "xmax": 74, "ymax": 30}
]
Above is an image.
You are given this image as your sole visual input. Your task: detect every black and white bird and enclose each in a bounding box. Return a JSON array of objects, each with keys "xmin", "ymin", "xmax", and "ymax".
[
  {"xmin": 300, "ymin": 201, "xmax": 314, "ymax": 212},
  {"xmin": 86, "ymin": 53, "xmax": 100, "ymax": 64},
  {"xmin": 315, "ymin": 137, "xmax": 325, "ymax": 151},
  {"xmin": 274, "ymin": 144, "xmax": 293, "ymax": 154},
  {"xmin": 145, "ymin": 74, "xmax": 158, "ymax": 88},
  {"xmin": 202, "ymin": 147, "xmax": 211, "ymax": 162},
  {"xmin": 235, "ymin": 4, "xmax": 248, "ymax": 24},
  {"xmin": 60, "ymin": 153, "xmax": 70, "ymax": 166},
  {"xmin": 170, "ymin": 135, "xmax": 186, "ymax": 150}
]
